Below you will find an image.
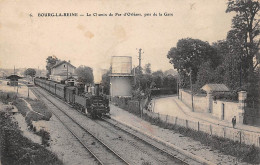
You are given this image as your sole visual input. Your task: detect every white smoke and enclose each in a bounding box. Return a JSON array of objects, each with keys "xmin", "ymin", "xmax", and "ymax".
[{"xmin": 93, "ymin": 68, "xmax": 107, "ymax": 84}]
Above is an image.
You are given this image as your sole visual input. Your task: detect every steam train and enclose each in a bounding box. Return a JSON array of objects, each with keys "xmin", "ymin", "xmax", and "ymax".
[{"xmin": 34, "ymin": 77, "xmax": 110, "ymax": 118}]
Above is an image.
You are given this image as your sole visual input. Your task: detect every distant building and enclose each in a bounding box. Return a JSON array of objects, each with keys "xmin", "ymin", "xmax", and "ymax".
[
  {"xmin": 50, "ymin": 61, "xmax": 77, "ymax": 82},
  {"xmin": 110, "ymin": 56, "xmax": 134, "ymax": 97},
  {"xmin": 201, "ymin": 83, "xmax": 230, "ymax": 113},
  {"xmin": 6, "ymin": 75, "xmax": 22, "ymax": 86}
]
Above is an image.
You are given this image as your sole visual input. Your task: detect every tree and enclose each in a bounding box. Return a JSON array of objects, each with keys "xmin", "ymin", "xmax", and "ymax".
[
  {"xmin": 46, "ymin": 56, "xmax": 59, "ymax": 78},
  {"xmin": 167, "ymin": 38, "xmax": 216, "ymax": 88},
  {"xmin": 152, "ymin": 70, "xmax": 164, "ymax": 88},
  {"xmin": 226, "ymin": 0, "xmax": 260, "ymax": 71},
  {"xmin": 144, "ymin": 63, "xmax": 151, "ymax": 74},
  {"xmin": 101, "ymin": 69, "xmax": 111, "ymax": 95},
  {"xmin": 75, "ymin": 65, "xmax": 94, "ymax": 85},
  {"xmin": 24, "ymin": 68, "xmax": 36, "ymax": 80}
]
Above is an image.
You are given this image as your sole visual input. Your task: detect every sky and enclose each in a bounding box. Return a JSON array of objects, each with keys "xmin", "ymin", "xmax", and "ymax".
[{"xmin": 0, "ymin": 0, "xmax": 234, "ymax": 73}]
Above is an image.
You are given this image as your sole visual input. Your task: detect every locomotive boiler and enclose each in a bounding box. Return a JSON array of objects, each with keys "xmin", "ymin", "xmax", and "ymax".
[
  {"xmin": 74, "ymin": 83, "xmax": 110, "ymax": 118},
  {"xmin": 34, "ymin": 78, "xmax": 110, "ymax": 118}
]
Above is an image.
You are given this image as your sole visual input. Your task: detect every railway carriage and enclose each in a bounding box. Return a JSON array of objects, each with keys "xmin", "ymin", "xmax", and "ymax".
[
  {"xmin": 34, "ymin": 77, "xmax": 110, "ymax": 118},
  {"xmin": 49, "ymin": 81, "xmax": 56, "ymax": 94},
  {"xmin": 56, "ymin": 83, "xmax": 66, "ymax": 99}
]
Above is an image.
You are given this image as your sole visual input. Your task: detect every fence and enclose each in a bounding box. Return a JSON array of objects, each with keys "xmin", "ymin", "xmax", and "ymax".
[{"xmin": 143, "ymin": 108, "xmax": 260, "ymax": 147}]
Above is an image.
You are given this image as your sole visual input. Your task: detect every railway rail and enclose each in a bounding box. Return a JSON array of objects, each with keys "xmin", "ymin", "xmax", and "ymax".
[
  {"xmin": 98, "ymin": 118, "xmax": 194, "ymax": 164},
  {"xmin": 32, "ymin": 86, "xmax": 203, "ymax": 165},
  {"xmin": 31, "ymin": 88, "xmax": 129, "ymax": 165}
]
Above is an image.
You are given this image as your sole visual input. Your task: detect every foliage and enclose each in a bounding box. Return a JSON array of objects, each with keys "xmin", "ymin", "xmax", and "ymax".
[
  {"xmin": 144, "ymin": 63, "xmax": 151, "ymax": 74},
  {"xmin": 26, "ymin": 98, "xmax": 52, "ymax": 120},
  {"xmin": 101, "ymin": 69, "xmax": 110, "ymax": 95},
  {"xmin": 195, "ymin": 61, "xmax": 215, "ymax": 87},
  {"xmin": 24, "ymin": 68, "xmax": 36, "ymax": 78},
  {"xmin": 0, "ymin": 112, "xmax": 62, "ymax": 165},
  {"xmin": 133, "ymin": 66, "xmax": 177, "ymax": 96},
  {"xmin": 0, "ymin": 91, "xmax": 17, "ymax": 104},
  {"xmin": 75, "ymin": 65, "xmax": 94, "ymax": 85},
  {"xmin": 226, "ymin": 0, "xmax": 260, "ymax": 71},
  {"xmin": 46, "ymin": 56, "xmax": 59, "ymax": 78},
  {"xmin": 167, "ymin": 38, "xmax": 217, "ymax": 88},
  {"xmin": 166, "ymin": 1, "xmax": 260, "ymax": 107},
  {"xmin": 212, "ymin": 92, "xmax": 238, "ymax": 102}
]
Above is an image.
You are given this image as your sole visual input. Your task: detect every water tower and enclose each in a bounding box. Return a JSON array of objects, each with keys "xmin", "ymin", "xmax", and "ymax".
[{"xmin": 110, "ymin": 56, "xmax": 134, "ymax": 97}]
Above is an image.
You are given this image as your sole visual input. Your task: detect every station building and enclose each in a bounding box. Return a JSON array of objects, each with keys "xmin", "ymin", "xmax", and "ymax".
[
  {"xmin": 50, "ymin": 61, "xmax": 77, "ymax": 83},
  {"xmin": 6, "ymin": 75, "xmax": 22, "ymax": 86}
]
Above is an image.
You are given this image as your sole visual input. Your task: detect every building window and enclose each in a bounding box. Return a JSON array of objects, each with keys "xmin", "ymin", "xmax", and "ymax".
[{"xmin": 64, "ymin": 65, "xmax": 66, "ymax": 68}]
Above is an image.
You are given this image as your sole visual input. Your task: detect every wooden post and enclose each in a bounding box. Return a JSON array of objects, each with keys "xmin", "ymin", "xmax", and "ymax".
[
  {"xmin": 198, "ymin": 121, "xmax": 200, "ymax": 131},
  {"xmin": 239, "ymin": 131, "xmax": 242, "ymax": 144},
  {"xmin": 28, "ymin": 86, "xmax": 30, "ymax": 98}
]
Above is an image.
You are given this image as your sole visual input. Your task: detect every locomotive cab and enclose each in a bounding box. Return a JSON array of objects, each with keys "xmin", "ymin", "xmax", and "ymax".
[{"xmin": 86, "ymin": 83, "xmax": 110, "ymax": 118}]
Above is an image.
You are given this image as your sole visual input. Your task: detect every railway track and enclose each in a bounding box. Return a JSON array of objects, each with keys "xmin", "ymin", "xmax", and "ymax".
[
  {"xmin": 31, "ymin": 88, "xmax": 129, "ymax": 165},
  {"xmin": 32, "ymin": 86, "xmax": 203, "ymax": 165},
  {"xmin": 96, "ymin": 118, "xmax": 197, "ymax": 165}
]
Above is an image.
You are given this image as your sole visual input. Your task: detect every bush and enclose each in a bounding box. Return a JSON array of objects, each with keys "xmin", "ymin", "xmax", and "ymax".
[
  {"xmin": 0, "ymin": 112, "xmax": 62, "ymax": 165},
  {"xmin": 0, "ymin": 91, "xmax": 17, "ymax": 104},
  {"xmin": 26, "ymin": 98, "xmax": 52, "ymax": 120},
  {"xmin": 35, "ymin": 129, "xmax": 51, "ymax": 147},
  {"xmin": 212, "ymin": 91, "xmax": 238, "ymax": 101}
]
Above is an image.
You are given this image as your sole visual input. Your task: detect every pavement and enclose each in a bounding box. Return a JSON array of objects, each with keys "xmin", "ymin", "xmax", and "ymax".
[{"xmin": 152, "ymin": 95, "xmax": 260, "ymax": 134}]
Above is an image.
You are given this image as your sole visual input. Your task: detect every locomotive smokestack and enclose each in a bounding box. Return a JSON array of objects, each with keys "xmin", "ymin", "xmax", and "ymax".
[{"xmin": 95, "ymin": 84, "xmax": 100, "ymax": 96}]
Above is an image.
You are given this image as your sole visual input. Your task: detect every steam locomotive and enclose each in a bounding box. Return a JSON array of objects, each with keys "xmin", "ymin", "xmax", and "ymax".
[{"xmin": 34, "ymin": 78, "xmax": 110, "ymax": 118}]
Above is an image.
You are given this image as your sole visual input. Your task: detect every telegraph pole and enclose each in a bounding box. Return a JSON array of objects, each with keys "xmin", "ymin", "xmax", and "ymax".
[
  {"xmin": 240, "ymin": 54, "xmax": 242, "ymax": 88},
  {"xmin": 177, "ymin": 76, "xmax": 179, "ymax": 99},
  {"xmin": 137, "ymin": 48, "xmax": 144, "ymax": 117},
  {"xmin": 138, "ymin": 48, "xmax": 143, "ymax": 72},
  {"xmin": 138, "ymin": 48, "xmax": 141, "ymax": 71},
  {"xmin": 190, "ymin": 70, "xmax": 194, "ymax": 112},
  {"xmin": 67, "ymin": 62, "xmax": 69, "ymax": 80}
]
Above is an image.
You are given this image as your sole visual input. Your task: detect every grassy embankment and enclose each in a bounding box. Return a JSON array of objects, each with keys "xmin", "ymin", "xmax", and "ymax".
[
  {"xmin": 115, "ymin": 101, "xmax": 260, "ymax": 164},
  {"xmin": 14, "ymin": 97, "xmax": 52, "ymax": 146},
  {"xmin": 0, "ymin": 91, "xmax": 62, "ymax": 165}
]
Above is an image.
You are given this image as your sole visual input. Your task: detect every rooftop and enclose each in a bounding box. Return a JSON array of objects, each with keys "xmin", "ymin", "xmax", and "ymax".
[
  {"xmin": 51, "ymin": 61, "xmax": 76, "ymax": 69},
  {"xmin": 6, "ymin": 75, "xmax": 22, "ymax": 80},
  {"xmin": 201, "ymin": 84, "xmax": 230, "ymax": 93}
]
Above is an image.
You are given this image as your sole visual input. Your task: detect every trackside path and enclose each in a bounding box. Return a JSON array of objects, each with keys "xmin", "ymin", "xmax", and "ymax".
[{"xmin": 110, "ymin": 104, "xmax": 249, "ymax": 165}]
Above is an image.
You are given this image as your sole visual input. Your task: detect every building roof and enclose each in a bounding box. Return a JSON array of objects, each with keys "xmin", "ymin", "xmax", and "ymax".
[
  {"xmin": 51, "ymin": 61, "xmax": 76, "ymax": 69},
  {"xmin": 54, "ymin": 71, "xmax": 77, "ymax": 76},
  {"xmin": 201, "ymin": 84, "xmax": 229, "ymax": 93},
  {"xmin": 6, "ymin": 75, "xmax": 22, "ymax": 80}
]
